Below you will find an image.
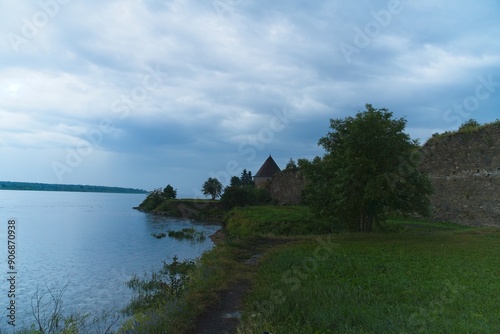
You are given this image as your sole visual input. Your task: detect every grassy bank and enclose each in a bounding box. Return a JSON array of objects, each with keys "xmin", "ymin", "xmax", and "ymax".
[
  {"xmin": 118, "ymin": 238, "xmax": 258, "ymax": 333},
  {"xmin": 224, "ymin": 206, "xmax": 335, "ymax": 238}
]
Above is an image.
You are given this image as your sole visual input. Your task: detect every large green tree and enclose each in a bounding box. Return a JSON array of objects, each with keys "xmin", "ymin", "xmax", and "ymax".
[
  {"xmin": 202, "ymin": 177, "xmax": 223, "ymax": 200},
  {"xmin": 301, "ymin": 104, "xmax": 433, "ymax": 232}
]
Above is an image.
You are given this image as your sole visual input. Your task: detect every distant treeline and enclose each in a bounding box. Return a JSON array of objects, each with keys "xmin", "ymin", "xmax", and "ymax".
[{"xmin": 0, "ymin": 181, "xmax": 147, "ymax": 194}]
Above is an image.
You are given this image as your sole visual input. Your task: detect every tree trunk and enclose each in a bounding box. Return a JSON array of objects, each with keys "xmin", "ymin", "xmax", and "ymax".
[
  {"xmin": 359, "ymin": 209, "xmax": 366, "ymax": 232},
  {"xmin": 359, "ymin": 209, "xmax": 374, "ymax": 232}
]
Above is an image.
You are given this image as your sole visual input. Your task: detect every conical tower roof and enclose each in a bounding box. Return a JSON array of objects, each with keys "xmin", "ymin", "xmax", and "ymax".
[{"xmin": 255, "ymin": 155, "xmax": 281, "ymax": 178}]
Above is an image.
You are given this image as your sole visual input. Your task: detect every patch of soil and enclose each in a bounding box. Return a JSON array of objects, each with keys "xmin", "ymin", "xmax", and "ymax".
[
  {"xmin": 209, "ymin": 228, "xmax": 226, "ymax": 245},
  {"xmin": 191, "ymin": 279, "xmax": 251, "ymax": 334}
]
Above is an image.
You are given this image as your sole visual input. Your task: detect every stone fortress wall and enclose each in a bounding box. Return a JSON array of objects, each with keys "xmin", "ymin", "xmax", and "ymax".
[
  {"xmin": 419, "ymin": 123, "xmax": 500, "ymax": 226},
  {"xmin": 269, "ymin": 169, "xmax": 306, "ymax": 205}
]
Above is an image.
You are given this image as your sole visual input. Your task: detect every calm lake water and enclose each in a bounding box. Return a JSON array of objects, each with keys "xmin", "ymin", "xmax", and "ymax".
[{"xmin": 0, "ymin": 190, "xmax": 220, "ymax": 329}]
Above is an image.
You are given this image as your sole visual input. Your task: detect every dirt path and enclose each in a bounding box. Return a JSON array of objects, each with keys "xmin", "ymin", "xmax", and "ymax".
[
  {"xmin": 191, "ymin": 278, "xmax": 252, "ymax": 334},
  {"xmin": 192, "ymin": 234, "xmax": 279, "ymax": 334}
]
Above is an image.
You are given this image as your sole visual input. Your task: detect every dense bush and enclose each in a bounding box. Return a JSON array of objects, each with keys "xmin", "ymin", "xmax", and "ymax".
[{"xmin": 220, "ymin": 186, "xmax": 271, "ymax": 208}]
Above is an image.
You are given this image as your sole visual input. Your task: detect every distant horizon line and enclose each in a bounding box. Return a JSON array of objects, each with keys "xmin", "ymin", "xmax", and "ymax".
[{"xmin": 0, "ymin": 180, "xmax": 148, "ymax": 194}]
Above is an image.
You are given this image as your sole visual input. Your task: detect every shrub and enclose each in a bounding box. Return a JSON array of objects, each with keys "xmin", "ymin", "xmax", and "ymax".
[
  {"xmin": 138, "ymin": 188, "xmax": 164, "ymax": 211},
  {"xmin": 123, "ymin": 256, "xmax": 195, "ymax": 315},
  {"xmin": 458, "ymin": 119, "xmax": 481, "ymax": 132},
  {"xmin": 220, "ymin": 186, "xmax": 272, "ymax": 209}
]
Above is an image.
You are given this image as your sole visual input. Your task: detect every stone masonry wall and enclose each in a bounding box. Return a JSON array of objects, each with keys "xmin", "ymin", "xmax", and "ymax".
[
  {"xmin": 428, "ymin": 176, "xmax": 500, "ymax": 226},
  {"xmin": 269, "ymin": 170, "xmax": 306, "ymax": 205},
  {"xmin": 419, "ymin": 123, "xmax": 500, "ymax": 226}
]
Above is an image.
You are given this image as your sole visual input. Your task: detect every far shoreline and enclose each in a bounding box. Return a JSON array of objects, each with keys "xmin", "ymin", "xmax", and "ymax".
[{"xmin": 0, "ymin": 181, "xmax": 148, "ymax": 194}]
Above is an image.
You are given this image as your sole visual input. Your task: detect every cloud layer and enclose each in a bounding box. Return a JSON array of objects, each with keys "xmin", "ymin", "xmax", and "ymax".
[{"xmin": 1, "ymin": 0, "xmax": 499, "ymax": 195}]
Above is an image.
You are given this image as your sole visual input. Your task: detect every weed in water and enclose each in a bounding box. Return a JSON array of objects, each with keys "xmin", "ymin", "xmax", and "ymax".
[
  {"xmin": 151, "ymin": 232, "xmax": 167, "ymax": 239},
  {"xmin": 167, "ymin": 228, "xmax": 206, "ymax": 242}
]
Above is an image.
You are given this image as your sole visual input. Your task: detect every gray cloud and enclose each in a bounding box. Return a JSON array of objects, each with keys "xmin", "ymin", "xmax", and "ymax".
[{"xmin": 0, "ymin": 0, "xmax": 499, "ymax": 194}]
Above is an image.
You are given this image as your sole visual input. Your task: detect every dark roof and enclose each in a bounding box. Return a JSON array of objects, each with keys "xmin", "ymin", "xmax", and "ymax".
[{"xmin": 254, "ymin": 155, "xmax": 281, "ymax": 178}]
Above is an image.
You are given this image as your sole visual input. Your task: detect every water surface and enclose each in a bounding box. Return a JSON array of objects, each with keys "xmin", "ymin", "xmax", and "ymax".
[{"xmin": 0, "ymin": 190, "xmax": 219, "ymax": 328}]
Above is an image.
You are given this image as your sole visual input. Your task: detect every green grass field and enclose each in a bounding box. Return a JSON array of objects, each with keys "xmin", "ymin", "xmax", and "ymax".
[{"xmin": 238, "ymin": 226, "xmax": 500, "ymax": 333}]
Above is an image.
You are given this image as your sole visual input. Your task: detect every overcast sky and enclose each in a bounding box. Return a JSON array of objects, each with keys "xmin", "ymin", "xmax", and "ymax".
[{"xmin": 1, "ymin": 0, "xmax": 499, "ymax": 196}]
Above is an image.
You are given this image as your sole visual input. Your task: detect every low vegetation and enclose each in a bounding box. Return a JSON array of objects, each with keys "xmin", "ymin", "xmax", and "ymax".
[
  {"xmin": 118, "ymin": 243, "xmax": 244, "ymax": 333},
  {"xmin": 151, "ymin": 232, "xmax": 166, "ymax": 239},
  {"xmin": 168, "ymin": 228, "xmax": 206, "ymax": 242},
  {"xmin": 151, "ymin": 229, "xmax": 207, "ymax": 241},
  {"xmin": 123, "ymin": 255, "xmax": 195, "ymax": 316},
  {"xmin": 224, "ymin": 206, "xmax": 335, "ymax": 238},
  {"xmin": 430, "ymin": 118, "xmax": 500, "ymax": 140}
]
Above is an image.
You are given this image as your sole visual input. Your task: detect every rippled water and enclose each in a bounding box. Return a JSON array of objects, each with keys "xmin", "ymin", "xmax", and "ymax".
[{"xmin": 0, "ymin": 190, "xmax": 220, "ymax": 329}]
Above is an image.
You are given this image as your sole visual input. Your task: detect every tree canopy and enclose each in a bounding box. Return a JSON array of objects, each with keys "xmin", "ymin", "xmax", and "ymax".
[
  {"xmin": 300, "ymin": 104, "xmax": 433, "ymax": 232},
  {"xmin": 240, "ymin": 169, "xmax": 254, "ymax": 186},
  {"xmin": 163, "ymin": 184, "xmax": 177, "ymax": 199},
  {"xmin": 285, "ymin": 158, "xmax": 298, "ymax": 171},
  {"xmin": 202, "ymin": 177, "xmax": 223, "ymax": 200}
]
